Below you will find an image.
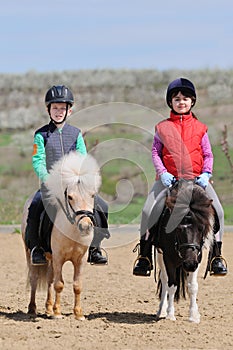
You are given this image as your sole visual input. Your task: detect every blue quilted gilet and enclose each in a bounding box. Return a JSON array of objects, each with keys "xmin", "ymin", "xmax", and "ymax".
[{"xmin": 35, "ymin": 122, "xmax": 80, "ymax": 171}]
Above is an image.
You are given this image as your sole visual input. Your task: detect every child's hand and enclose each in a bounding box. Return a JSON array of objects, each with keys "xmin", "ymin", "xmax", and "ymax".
[
  {"xmin": 195, "ymin": 172, "xmax": 211, "ymax": 189},
  {"xmin": 160, "ymin": 172, "xmax": 175, "ymax": 187}
]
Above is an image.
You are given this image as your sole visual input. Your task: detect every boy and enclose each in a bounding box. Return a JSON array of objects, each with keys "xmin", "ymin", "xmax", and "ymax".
[{"xmin": 26, "ymin": 85, "xmax": 109, "ymax": 265}]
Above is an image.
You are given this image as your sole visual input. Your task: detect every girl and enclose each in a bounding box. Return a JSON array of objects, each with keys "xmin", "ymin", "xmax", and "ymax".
[{"xmin": 133, "ymin": 78, "xmax": 227, "ymax": 277}]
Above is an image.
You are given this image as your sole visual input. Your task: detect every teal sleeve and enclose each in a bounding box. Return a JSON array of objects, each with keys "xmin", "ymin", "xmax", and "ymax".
[
  {"xmin": 32, "ymin": 132, "xmax": 86, "ymax": 182},
  {"xmin": 32, "ymin": 133, "xmax": 49, "ymax": 182},
  {"xmin": 76, "ymin": 133, "xmax": 87, "ymax": 155}
]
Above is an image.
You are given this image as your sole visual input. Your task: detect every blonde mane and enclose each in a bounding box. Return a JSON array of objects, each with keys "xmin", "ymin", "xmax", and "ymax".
[{"xmin": 45, "ymin": 152, "xmax": 101, "ymax": 205}]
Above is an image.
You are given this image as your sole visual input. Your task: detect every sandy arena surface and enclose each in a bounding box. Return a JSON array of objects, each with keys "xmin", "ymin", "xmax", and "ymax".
[{"xmin": 0, "ymin": 229, "xmax": 232, "ymax": 350}]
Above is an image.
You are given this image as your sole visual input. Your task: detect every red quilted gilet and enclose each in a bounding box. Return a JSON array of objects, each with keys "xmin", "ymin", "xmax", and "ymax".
[{"xmin": 156, "ymin": 112, "xmax": 207, "ymax": 179}]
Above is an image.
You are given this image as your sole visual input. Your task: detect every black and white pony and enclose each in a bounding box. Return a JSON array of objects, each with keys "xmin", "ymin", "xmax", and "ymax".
[{"xmin": 151, "ymin": 179, "xmax": 214, "ymax": 323}]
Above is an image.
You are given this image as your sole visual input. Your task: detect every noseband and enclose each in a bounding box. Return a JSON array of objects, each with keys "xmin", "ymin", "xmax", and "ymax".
[
  {"xmin": 176, "ymin": 241, "xmax": 202, "ymax": 259},
  {"xmin": 56, "ymin": 188, "xmax": 97, "ymax": 226},
  {"xmin": 175, "ymin": 218, "xmax": 204, "ymax": 260}
]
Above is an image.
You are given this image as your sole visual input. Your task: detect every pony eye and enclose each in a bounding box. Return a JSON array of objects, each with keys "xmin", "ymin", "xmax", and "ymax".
[{"xmin": 68, "ymin": 195, "xmax": 73, "ymax": 201}]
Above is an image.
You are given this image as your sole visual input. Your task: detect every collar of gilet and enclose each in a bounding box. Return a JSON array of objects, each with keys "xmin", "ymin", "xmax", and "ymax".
[{"xmin": 169, "ymin": 110, "xmax": 193, "ymax": 122}]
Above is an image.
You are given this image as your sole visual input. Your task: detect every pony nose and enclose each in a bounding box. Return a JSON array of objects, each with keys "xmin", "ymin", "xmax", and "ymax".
[
  {"xmin": 78, "ymin": 219, "xmax": 93, "ymax": 233},
  {"xmin": 183, "ymin": 260, "xmax": 198, "ymax": 272}
]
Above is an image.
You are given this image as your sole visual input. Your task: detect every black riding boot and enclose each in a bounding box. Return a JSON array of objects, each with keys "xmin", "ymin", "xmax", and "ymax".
[
  {"xmin": 25, "ymin": 218, "xmax": 47, "ymax": 266},
  {"xmin": 87, "ymin": 195, "xmax": 110, "ymax": 265},
  {"xmin": 87, "ymin": 227, "xmax": 108, "ymax": 265},
  {"xmin": 133, "ymin": 239, "xmax": 153, "ymax": 277},
  {"xmin": 25, "ymin": 190, "xmax": 47, "ymax": 265},
  {"xmin": 210, "ymin": 241, "xmax": 227, "ymax": 276},
  {"xmin": 87, "ymin": 246, "xmax": 108, "ymax": 264}
]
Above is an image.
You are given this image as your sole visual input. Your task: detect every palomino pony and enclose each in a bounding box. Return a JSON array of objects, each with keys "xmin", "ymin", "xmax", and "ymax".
[
  {"xmin": 152, "ymin": 179, "xmax": 214, "ymax": 323},
  {"xmin": 22, "ymin": 152, "xmax": 101, "ymax": 319}
]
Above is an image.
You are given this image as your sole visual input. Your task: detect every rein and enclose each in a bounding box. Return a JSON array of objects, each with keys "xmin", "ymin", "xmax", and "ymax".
[
  {"xmin": 56, "ymin": 188, "xmax": 97, "ymax": 226},
  {"xmin": 166, "ymin": 180, "xmax": 205, "ymax": 260}
]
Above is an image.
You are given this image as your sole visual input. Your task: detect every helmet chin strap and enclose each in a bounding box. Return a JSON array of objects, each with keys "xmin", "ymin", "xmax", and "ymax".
[{"xmin": 50, "ymin": 116, "xmax": 67, "ymax": 125}]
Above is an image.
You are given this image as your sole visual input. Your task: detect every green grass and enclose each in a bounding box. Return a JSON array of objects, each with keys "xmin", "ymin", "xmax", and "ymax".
[
  {"xmin": 0, "ymin": 162, "xmax": 32, "ymax": 176},
  {"xmin": 224, "ymin": 205, "xmax": 233, "ymax": 225},
  {"xmin": 109, "ymin": 197, "xmax": 144, "ymax": 225},
  {"xmin": 0, "ymin": 197, "xmax": 27, "ymax": 225},
  {"xmin": 0, "ymin": 133, "xmax": 12, "ymax": 147},
  {"xmin": 212, "ymin": 145, "xmax": 233, "ymax": 180}
]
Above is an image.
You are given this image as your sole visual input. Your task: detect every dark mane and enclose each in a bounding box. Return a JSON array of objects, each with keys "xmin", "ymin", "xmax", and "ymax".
[{"xmin": 166, "ymin": 180, "xmax": 214, "ymax": 239}]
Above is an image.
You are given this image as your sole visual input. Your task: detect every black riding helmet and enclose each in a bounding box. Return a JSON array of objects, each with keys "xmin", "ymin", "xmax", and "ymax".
[
  {"xmin": 45, "ymin": 85, "xmax": 74, "ymax": 123},
  {"xmin": 166, "ymin": 78, "xmax": 196, "ymax": 108},
  {"xmin": 45, "ymin": 85, "xmax": 74, "ymax": 107}
]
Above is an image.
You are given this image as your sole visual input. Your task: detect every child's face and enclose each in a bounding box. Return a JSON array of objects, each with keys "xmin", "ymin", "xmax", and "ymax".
[
  {"xmin": 49, "ymin": 102, "xmax": 72, "ymax": 124},
  {"xmin": 171, "ymin": 92, "xmax": 192, "ymax": 114}
]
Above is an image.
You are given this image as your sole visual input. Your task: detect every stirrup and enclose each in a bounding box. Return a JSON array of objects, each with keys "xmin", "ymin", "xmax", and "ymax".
[
  {"xmin": 210, "ymin": 255, "xmax": 227, "ymax": 276},
  {"xmin": 133, "ymin": 255, "xmax": 152, "ymax": 277},
  {"xmin": 30, "ymin": 246, "xmax": 47, "ymax": 266},
  {"xmin": 89, "ymin": 247, "xmax": 108, "ymax": 265}
]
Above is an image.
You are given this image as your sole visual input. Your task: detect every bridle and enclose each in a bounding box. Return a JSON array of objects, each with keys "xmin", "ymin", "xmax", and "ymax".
[
  {"xmin": 56, "ymin": 187, "xmax": 97, "ymax": 226},
  {"xmin": 174, "ymin": 217, "xmax": 205, "ymax": 260},
  {"xmin": 163, "ymin": 179, "xmax": 205, "ymax": 260}
]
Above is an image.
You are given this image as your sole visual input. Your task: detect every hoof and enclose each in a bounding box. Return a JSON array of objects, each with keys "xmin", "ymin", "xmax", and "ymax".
[
  {"xmin": 51, "ymin": 314, "xmax": 64, "ymax": 319},
  {"xmin": 46, "ymin": 311, "xmax": 54, "ymax": 318},
  {"xmin": 155, "ymin": 312, "xmax": 166, "ymax": 321},
  {"xmin": 28, "ymin": 308, "xmax": 37, "ymax": 316},
  {"xmin": 166, "ymin": 315, "xmax": 176, "ymax": 321},
  {"xmin": 189, "ymin": 316, "xmax": 200, "ymax": 323},
  {"xmin": 75, "ymin": 315, "xmax": 85, "ymax": 321}
]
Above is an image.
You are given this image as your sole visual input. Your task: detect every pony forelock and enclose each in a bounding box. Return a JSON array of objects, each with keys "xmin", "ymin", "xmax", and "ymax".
[
  {"xmin": 45, "ymin": 152, "xmax": 101, "ymax": 204},
  {"xmin": 167, "ymin": 180, "xmax": 214, "ymax": 245}
]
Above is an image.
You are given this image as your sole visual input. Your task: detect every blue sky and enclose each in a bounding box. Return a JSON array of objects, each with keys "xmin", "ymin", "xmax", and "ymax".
[{"xmin": 1, "ymin": 0, "xmax": 232, "ymax": 73}]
